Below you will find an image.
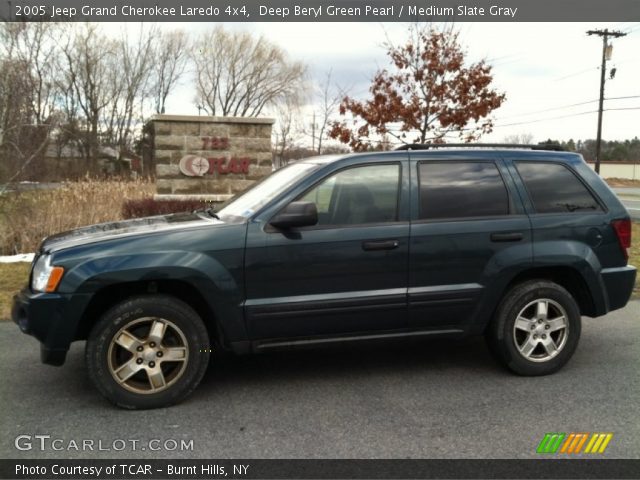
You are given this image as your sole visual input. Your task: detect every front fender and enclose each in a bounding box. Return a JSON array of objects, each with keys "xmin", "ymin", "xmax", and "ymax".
[{"xmin": 60, "ymin": 250, "xmax": 247, "ymax": 343}]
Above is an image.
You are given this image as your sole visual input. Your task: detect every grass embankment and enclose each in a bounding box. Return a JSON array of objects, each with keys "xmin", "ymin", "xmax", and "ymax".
[{"xmin": 0, "ymin": 263, "xmax": 30, "ymax": 320}]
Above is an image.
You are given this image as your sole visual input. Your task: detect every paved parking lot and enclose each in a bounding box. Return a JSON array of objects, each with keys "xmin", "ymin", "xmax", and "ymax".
[
  {"xmin": 616, "ymin": 188, "xmax": 640, "ymax": 220},
  {"xmin": 1, "ymin": 301, "xmax": 638, "ymax": 459}
]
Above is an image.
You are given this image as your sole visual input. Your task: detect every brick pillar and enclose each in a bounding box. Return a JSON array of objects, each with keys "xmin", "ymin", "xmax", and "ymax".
[{"xmin": 150, "ymin": 114, "xmax": 274, "ymax": 201}]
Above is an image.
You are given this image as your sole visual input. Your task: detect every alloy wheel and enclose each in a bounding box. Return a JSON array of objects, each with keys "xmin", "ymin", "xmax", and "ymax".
[
  {"xmin": 512, "ymin": 298, "xmax": 569, "ymax": 363},
  {"xmin": 107, "ymin": 317, "xmax": 189, "ymax": 394}
]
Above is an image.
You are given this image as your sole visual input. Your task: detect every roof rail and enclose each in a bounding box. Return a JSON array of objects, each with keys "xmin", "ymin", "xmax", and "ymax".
[{"xmin": 394, "ymin": 143, "xmax": 565, "ymax": 152}]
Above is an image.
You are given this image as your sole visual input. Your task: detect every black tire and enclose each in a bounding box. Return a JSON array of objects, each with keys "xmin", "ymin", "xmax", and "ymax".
[
  {"xmin": 86, "ymin": 295, "xmax": 210, "ymax": 409},
  {"xmin": 486, "ymin": 280, "xmax": 581, "ymax": 376}
]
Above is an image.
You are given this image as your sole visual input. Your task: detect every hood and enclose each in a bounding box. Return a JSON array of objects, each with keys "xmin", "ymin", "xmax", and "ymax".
[{"xmin": 40, "ymin": 211, "xmax": 222, "ymax": 253}]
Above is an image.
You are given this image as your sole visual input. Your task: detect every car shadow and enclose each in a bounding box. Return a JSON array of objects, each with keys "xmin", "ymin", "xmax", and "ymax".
[{"xmin": 198, "ymin": 335, "xmax": 501, "ymax": 391}]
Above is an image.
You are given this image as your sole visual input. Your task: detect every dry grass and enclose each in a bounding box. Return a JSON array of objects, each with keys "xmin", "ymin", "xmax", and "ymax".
[
  {"xmin": 0, "ymin": 263, "xmax": 30, "ymax": 320},
  {"xmin": 605, "ymin": 177, "xmax": 640, "ymax": 188},
  {"xmin": 0, "ymin": 179, "xmax": 154, "ymax": 255}
]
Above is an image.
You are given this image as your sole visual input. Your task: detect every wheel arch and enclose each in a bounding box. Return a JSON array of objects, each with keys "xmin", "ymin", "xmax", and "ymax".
[
  {"xmin": 75, "ymin": 279, "xmax": 231, "ymax": 350},
  {"xmin": 503, "ymin": 267, "xmax": 596, "ymax": 317},
  {"xmin": 475, "ymin": 266, "xmax": 597, "ymax": 336}
]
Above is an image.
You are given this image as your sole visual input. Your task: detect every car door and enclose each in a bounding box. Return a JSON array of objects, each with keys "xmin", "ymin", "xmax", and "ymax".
[
  {"xmin": 244, "ymin": 157, "xmax": 410, "ymax": 341},
  {"xmin": 408, "ymin": 153, "xmax": 533, "ymax": 331}
]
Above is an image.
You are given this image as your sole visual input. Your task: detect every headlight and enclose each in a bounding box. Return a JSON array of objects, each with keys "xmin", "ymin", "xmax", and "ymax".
[{"xmin": 31, "ymin": 255, "xmax": 65, "ymax": 293}]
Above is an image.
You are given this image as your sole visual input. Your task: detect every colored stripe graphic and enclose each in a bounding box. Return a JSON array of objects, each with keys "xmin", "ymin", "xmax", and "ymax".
[
  {"xmin": 584, "ymin": 433, "xmax": 614, "ymax": 453},
  {"xmin": 537, "ymin": 433, "xmax": 613, "ymax": 454},
  {"xmin": 560, "ymin": 433, "xmax": 589, "ymax": 454},
  {"xmin": 537, "ymin": 433, "xmax": 565, "ymax": 453}
]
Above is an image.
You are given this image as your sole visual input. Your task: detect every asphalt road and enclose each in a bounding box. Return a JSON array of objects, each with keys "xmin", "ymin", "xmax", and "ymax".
[
  {"xmin": 615, "ymin": 188, "xmax": 640, "ymax": 221},
  {"xmin": 1, "ymin": 301, "xmax": 638, "ymax": 460}
]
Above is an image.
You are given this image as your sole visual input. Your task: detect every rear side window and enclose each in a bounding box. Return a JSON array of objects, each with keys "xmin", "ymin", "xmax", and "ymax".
[
  {"xmin": 418, "ymin": 162, "xmax": 510, "ymax": 220},
  {"xmin": 515, "ymin": 162, "xmax": 602, "ymax": 213}
]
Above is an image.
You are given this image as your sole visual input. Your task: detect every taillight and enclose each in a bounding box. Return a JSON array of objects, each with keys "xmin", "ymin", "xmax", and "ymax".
[{"xmin": 611, "ymin": 219, "xmax": 631, "ymax": 261}]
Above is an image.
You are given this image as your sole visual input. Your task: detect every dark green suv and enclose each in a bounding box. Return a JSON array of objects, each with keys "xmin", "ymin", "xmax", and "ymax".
[{"xmin": 12, "ymin": 145, "xmax": 636, "ymax": 409}]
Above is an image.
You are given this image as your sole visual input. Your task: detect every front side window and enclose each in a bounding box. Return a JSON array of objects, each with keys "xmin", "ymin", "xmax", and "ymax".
[
  {"xmin": 299, "ymin": 163, "xmax": 400, "ymax": 226},
  {"xmin": 515, "ymin": 162, "xmax": 602, "ymax": 213},
  {"xmin": 418, "ymin": 162, "xmax": 510, "ymax": 220}
]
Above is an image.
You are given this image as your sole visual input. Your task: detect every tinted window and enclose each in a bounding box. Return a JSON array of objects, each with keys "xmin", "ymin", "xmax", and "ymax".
[
  {"xmin": 418, "ymin": 162, "xmax": 509, "ymax": 219},
  {"xmin": 300, "ymin": 164, "xmax": 400, "ymax": 226},
  {"xmin": 516, "ymin": 162, "xmax": 602, "ymax": 213}
]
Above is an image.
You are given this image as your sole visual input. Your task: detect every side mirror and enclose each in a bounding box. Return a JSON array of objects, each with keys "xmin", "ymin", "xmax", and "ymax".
[{"xmin": 270, "ymin": 201, "xmax": 318, "ymax": 229}]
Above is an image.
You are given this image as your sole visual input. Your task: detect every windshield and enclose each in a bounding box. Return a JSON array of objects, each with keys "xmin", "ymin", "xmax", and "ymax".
[{"xmin": 217, "ymin": 162, "xmax": 321, "ymax": 219}]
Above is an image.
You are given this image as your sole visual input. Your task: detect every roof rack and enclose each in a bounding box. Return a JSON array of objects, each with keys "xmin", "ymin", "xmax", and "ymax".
[{"xmin": 395, "ymin": 143, "xmax": 565, "ymax": 152}]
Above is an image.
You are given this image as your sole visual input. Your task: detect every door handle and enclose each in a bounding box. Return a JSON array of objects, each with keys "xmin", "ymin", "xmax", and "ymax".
[
  {"xmin": 362, "ymin": 240, "xmax": 400, "ymax": 251},
  {"xmin": 490, "ymin": 232, "xmax": 523, "ymax": 242}
]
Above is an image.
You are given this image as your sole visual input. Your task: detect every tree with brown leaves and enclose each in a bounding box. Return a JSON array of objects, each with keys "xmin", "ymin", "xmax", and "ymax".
[{"xmin": 330, "ymin": 25, "xmax": 506, "ymax": 151}]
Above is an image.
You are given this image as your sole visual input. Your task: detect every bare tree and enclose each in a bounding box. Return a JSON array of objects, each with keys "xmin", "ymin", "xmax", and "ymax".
[
  {"xmin": 60, "ymin": 24, "xmax": 119, "ymax": 168},
  {"xmin": 192, "ymin": 26, "xmax": 306, "ymax": 117},
  {"xmin": 0, "ymin": 23, "xmax": 60, "ymax": 183},
  {"xmin": 0, "ymin": 23, "xmax": 61, "ymax": 125},
  {"xmin": 311, "ymin": 69, "xmax": 346, "ymax": 154},
  {"xmin": 151, "ymin": 29, "xmax": 189, "ymax": 114},
  {"xmin": 273, "ymin": 97, "xmax": 303, "ymax": 168},
  {"xmin": 503, "ymin": 133, "xmax": 534, "ymax": 145},
  {"xmin": 106, "ymin": 25, "xmax": 158, "ymax": 159}
]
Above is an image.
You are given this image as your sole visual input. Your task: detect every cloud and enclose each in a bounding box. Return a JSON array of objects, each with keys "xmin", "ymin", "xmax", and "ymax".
[{"xmin": 141, "ymin": 21, "xmax": 640, "ymax": 142}]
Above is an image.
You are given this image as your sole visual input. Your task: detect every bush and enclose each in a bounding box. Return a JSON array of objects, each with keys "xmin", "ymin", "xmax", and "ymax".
[
  {"xmin": 0, "ymin": 179, "xmax": 155, "ymax": 255},
  {"xmin": 122, "ymin": 198, "xmax": 209, "ymax": 219}
]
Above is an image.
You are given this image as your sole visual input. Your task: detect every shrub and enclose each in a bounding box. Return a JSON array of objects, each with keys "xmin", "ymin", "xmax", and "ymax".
[{"xmin": 122, "ymin": 198, "xmax": 209, "ymax": 219}]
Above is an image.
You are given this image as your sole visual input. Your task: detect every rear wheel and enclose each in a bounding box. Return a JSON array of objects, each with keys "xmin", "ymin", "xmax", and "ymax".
[
  {"xmin": 486, "ymin": 280, "xmax": 581, "ymax": 375},
  {"xmin": 86, "ymin": 295, "xmax": 210, "ymax": 409}
]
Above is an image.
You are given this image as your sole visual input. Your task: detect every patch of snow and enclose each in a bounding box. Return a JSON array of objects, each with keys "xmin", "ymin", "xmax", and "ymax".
[{"xmin": 0, "ymin": 253, "xmax": 35, "ymax": 263}]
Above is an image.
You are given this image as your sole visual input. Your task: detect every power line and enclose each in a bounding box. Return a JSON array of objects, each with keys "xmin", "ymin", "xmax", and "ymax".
[
  {"xmin": 607, "ymin": 95, "xmax": 640, "ymax": 101},
  {"xmin": 554, "ymin": 66, "xmax": 600, "ymax": 82},
  {"xmin": 501, "ymin": 95, "xmax": 640, "ymax": 120},
  {"xmin": 493, "ymin": 105, "xmax": 640, "ymax": 129},
  {"xmin": 605, "ymin": 106, "xmax": 640, "ymax": 111},
  {"xmin": 492, "ymin": 110, "xmax": 598, "ymax": 129},
  {"xmin": 497, "ymin": 99, "xmax": 599, "ymax": 120},
  {"xmin": 625, "ymin": 25, "xmax": 640, "ymax": 34}
]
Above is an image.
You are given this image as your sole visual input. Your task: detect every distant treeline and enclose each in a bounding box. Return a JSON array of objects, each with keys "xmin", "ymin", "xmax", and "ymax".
[{"xmin": 540, "ymin": 138, "xmax": 640, "ymax": 162}]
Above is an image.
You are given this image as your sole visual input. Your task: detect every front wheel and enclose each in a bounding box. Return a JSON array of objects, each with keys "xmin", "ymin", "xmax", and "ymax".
[
  {"xmin": 486, "ymin": 280, "xmax": 581, "ymax": 376},
  {"xmin": 86, "ymin": 295, "xmax": 210, "ymax": 409}
]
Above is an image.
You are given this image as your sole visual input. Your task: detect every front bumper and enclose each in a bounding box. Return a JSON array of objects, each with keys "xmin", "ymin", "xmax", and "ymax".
[
  {"xmin": 12, "ymin": 288, "xmax": 91, "ymax": 366},
  {"xmin": 601, "ymin": 265, "xmax": 637, "ymax": 312}
]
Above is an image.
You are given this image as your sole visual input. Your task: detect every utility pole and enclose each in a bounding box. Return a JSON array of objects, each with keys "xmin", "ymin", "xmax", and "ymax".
[{"xmin": 587, "ymin": 28, "xmax": 626, "ymax": 174}]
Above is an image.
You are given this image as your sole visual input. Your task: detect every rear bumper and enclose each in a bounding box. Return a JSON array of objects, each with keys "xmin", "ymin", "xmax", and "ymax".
[
  {"xmin": 601, "ymin": 265, "xmax": 637, "ymax": 313},
  {"xmin": 12, "ymin": 288, "xmax": 91, "ymax": 366}
]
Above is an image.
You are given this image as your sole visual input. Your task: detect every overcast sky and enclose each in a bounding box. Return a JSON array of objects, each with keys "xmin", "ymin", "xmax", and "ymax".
[{"xmin": 146, "ymin": 22, "xmax": 640, "ymax": 145}]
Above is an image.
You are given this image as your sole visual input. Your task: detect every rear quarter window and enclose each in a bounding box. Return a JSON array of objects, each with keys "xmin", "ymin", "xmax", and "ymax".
[{"xmin": 515, "ymin": 162, "xmax": 602, "ymax": 213}]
